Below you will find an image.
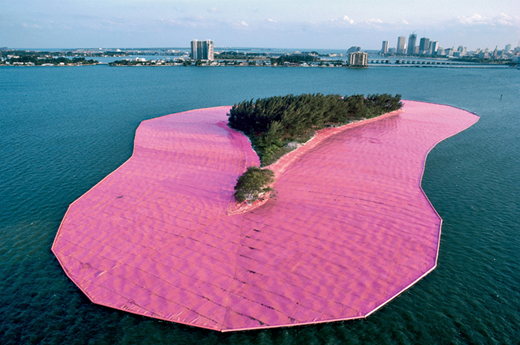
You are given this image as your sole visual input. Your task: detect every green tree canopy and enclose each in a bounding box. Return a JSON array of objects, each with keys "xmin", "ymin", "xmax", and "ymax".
[
  {"xmin": 234, "ymin": 167, "xmax": 275, "ymax": 203},
  {"xmin": 228, "ymin": 93, "xmax": 402, "ymax": 165}
]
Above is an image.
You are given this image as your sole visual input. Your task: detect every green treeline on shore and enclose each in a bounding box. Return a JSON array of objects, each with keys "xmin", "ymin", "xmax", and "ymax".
[
  {"xmin": 228, "ymin": 93, "xmax": 402, "ymax": 166},
  {"xmin": 216, "ymin": 51, "xmax": 268, "ymax": 60},
  {"xmin": 2, "ymin": 56, "xmax": 99, "ymax": 66},
  {"xmin": 233, "ymin": 167, "xmax": 276, "ymax": 203},
  {"xmin": 0, "ymin": 50, "xmax": 105, "ymax": 66},
  {"xmin": 270, "ymin": 54, "xmax": 318, "ymax": 65}
]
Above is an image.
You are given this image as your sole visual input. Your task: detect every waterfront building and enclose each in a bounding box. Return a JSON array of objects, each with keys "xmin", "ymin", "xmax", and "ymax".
[
  {"xmin": 430, "ymin": 41, "xmax": 439, "ymax": 55},
  {"xmin": 419, "ymin": 37, "xmax": 430, "ymax": 55},
  {"xmin": 397, "ymin": 36, "xmax": 406, "ymax": 54},
  {"xmin": 407, "ymin": 34, "xmax": 417, "ymax": 55},
  {"xmin": 493, "ymin": 46, "xmax": 498, "ymax": 58},
  {"xmin": 191, "ymin": 40, "xmax": 199, "ymax": 59},
  {"xmin": 457, "ymin": 46, "xmax": 467, "ymax": 56},
  {"xmin": 190, "ymin": 39, "xmax": 214, "ymax": 61},
  {"xmin": 348, "ymin": 51, "xmax": 368, "ymax": 67},
  {"xmin": 347, "ymin": 46, "xmax": 362, "ymax": 54},
  {"xmin": 381, "ymin": 41, "xmax": 389, "ymax": 55},
  {"xmin": 505, "ymin": 44, "xmax": 511, "ymax": 53},
  {"xmin": 478, "ymin": 51, "xmax": 490, "ymax": 59}
]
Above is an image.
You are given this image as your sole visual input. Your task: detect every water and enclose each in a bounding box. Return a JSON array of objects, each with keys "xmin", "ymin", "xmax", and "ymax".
[{"xmin": 1, "ymin": 65, "xmax": 519, "ymax": 344}]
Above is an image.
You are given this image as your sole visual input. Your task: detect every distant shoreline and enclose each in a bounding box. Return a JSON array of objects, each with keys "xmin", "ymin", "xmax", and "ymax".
[{"xmin": 1, "ymin": 63, "xmax": 513, "ymax": 69}]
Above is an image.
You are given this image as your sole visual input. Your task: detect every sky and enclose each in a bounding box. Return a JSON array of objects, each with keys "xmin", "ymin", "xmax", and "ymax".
[{"xmin": 1, "ymin": 0, "xmax": 519, "ymax": 50}]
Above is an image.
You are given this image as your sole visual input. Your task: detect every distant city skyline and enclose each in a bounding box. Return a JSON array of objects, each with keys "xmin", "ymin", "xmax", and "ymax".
[
  {"xmin": 1, "ymin": 0, "xmax": 519, "ymax": 50},
  {"xmin": 377, "ymin": 31, "xmax": 518, "ymax": 59}
]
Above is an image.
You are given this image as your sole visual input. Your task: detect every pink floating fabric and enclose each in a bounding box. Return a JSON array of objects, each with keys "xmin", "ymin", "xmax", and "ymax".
[{"xmin": 52, "ymin": 101, "xmax": 478, "ymax": 331}]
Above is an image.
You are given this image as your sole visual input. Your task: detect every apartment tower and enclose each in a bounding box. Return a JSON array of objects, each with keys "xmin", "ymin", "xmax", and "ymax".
[
  {"xmin": 397, "ymin": 36, "xmax": 406, "ymax": 54},
  {"xmin": 381, "ymin": 41, "xmax": 389, "ymax": 55},
  {"xmin": 191, "ymin": 39, "xmax": 214, "ymax": 61},
  {"xmin": 419, "ymin": 37, "xmax": 430, "ymax": 55},
  {"xmin": 407, "ymin": 34, "xmax": 417, "ymax": 55},
  {"xmin": 349, "ymin": 51, "xmax": 368, "ymax": 67}
]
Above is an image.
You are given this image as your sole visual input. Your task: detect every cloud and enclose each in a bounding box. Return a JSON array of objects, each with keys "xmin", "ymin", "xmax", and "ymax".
[
  {"xmin": 497, "ymin": 13, "xmax": 513, "ymax": 26},
  {"xmin": 366, "ymin": 18, "xmax": 383, "ymax": 24},
  {"xmin": 459, "ymin": 13, "xmax": 485, "ymax": 25},
  {"xmin": 458, "ymin": 13, "xmax": 519, "ymax": 27},
  {"xmin": 207, "ymin": 7, "xmax": 217, "ymax": 14},
  {"xmin": 20, "ymin": 21, "xmax": 45, "ymax": 29},
  {"xmin": 267, "ymin": 18, "xmax": 276, "ymax": 23},
  {"xmin": 229, "ymin": 20, "xmax": 249, "ymax": 30},
  {"xmin": 342, "ymin": 16, "xmax": 354, "ymax": 24},
  {"xmin": 402, "ymin": 20, "xmax": 409, "ymax": 25}
]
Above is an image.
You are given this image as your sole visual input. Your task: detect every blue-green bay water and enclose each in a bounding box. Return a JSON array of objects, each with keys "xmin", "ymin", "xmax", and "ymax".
[{"xmin": 1, "ymin": 65, "xmax": 519, "ymax": 344}]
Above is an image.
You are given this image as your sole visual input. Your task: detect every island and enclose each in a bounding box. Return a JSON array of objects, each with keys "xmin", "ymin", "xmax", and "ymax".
[
  {"xmin": 52, "ymin": 97, "xmax": 479, "ymax": 332},
  {"xmin": 228, "ymin": 93, "xmax": 402, "ymax": 204},
  {"xmin": 0, "ymin": 50, "xmax": 100, "ymax": 66}
]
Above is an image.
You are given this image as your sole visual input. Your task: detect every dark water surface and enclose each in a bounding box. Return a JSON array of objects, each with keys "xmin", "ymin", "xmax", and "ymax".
[{"xmin": 1, "ymin": 65, "xmax": 519, "ymax": 344}]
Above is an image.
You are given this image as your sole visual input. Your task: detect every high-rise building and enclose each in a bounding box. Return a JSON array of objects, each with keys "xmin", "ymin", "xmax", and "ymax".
[
  {"xmin": 505, "ymin": 44, "xmax": 511, "ymax": 53},
  {"xmin": 457, "ymin": 45, "xmax": 467, "ymax": 56},
  {"xmin": 407, "ymin": 34, "xmax": 417, "ymax": 55},
  {"xmin": 347, "ymin": 46, "xmax": 362, "ymax": 54},
  {"xmin": 381, "ymin": 41, "xmax": 389, "ymax": 55},
  {"xmin": 430, "ymin": 41, "xmax": 438, "ymax": 55},
  {"xmin": 191, "ymin": 40, "xmax": 198, "ymax": 59},
  {"xmin": 419, "ymin": 37, "xmax": 430, "ymax": 55},
  {"xmin": 397, "ymin": 36, "xmax": 406, "ymax": 54},
  {"xmin": 205, "ymin": 40, "xmax": 214, "ymax": 61},
  {"xmin": 348, "ymin": 51, "xmax": 368, "ymax": 67},
  {"xmin": 191, "ymin": 39, "xmax": 214, "ymax": 61}
]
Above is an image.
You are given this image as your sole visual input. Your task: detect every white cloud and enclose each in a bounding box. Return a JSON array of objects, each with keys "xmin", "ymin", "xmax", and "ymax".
[
  {"xmin": 366, "ymin": 18, "xmax": 383, "ymax": 24},
  {"xmin": 267, "ymin": 18, "xmax": 276, "ymax": 22},
  {"xmin": 497, "ymin": 13, "xmax": 513, "ymax": 26},
  {"xmin": 402, "ymin": 20, "xmax": 409, "ymax": 25},
  {"xmin": 342, "ymin": 15, "xmax": 354, "ymax": 24},
  {"xmin": 230, "ymin": 20, "xmax": 249, "ymax": 29},
  {"xmin": 458, "ymin": 13, "xmax": 519, "ymax": 27},
  {"xmin": 459, "ymin": 13, "xmax": 485, "ymax": 25}
]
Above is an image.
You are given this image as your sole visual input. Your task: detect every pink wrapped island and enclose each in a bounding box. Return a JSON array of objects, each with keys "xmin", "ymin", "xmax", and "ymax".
[{"xmin": 52, "ymin": 101, "xmax": 478, "ymax": 331}]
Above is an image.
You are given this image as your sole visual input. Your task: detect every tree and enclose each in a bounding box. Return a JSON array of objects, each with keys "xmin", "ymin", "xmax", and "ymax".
[
  {"xmin": 228, "ymin": 93, "xmax": 402, "ymax": 166},
  {"xmin": 234, "ymin": 167, "xmax": 276, "ymax": 203}
]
